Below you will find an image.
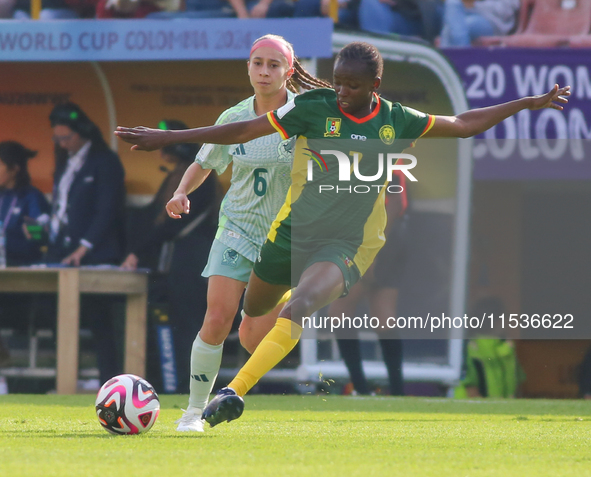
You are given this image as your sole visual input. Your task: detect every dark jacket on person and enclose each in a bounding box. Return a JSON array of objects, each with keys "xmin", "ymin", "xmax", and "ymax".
[
  {"xmin": 127, "ymin": 163, "xmax": 218, "ymax": 271},
  {"xmin": 46, "ymin": 146, "xmax": 126, "ymax": 265},
  {"xmin": 0, "ymin": 185, "xmax": 50, "ymax": 266}
]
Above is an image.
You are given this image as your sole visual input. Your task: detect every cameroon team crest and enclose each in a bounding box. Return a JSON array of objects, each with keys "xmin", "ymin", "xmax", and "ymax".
[
  {"xmin": 379, "ymin": 125, "xmax": 395, "ymax": 145},
  {"xmin": 324, "ymin": 118, "xmax": 342, "ymax": 137}
]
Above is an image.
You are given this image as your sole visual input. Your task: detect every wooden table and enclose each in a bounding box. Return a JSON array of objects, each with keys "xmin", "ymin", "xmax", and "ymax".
[{"xmin": 0, "ymin": 267, "xmax": 148, "ymax": 394}]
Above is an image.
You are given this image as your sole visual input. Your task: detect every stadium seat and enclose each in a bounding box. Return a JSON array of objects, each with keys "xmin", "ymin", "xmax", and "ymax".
[{"xmin": 475, "ymin": 0, "xmax": 591, "ymax": 48}]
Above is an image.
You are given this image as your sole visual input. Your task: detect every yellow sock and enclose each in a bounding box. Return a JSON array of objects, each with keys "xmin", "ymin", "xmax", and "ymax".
[
  {"xmin": 229, "ymin": 318, "xmax": 302, "ymax": 396},
  {"xmin": 278, "ymin": 289, "xmax": 292, "ymax": 305}
]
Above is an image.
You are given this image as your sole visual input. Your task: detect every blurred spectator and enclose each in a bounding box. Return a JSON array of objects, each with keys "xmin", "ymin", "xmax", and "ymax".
[
  {"xmin": 358, "ymin": 0, "xmax": 443, "ymax": 43},
  {"xmin": 11, "ymin": 0, "xmax": 97, "ymax": 19},
  {"xmin": 44, "ymin": 102, "xmax": 126, "ymax": 385},
  {"xmin": 147, "ymin": 0, "xmax": 293, "ymax": 19},
  {"xmin": 146, "ymin": 0, "xmax": 230, "ymax": 18},
  {"xmin": 96, "ymin": 0, "xmax": 167, "ymax": 18},
  {"xmin": 454, "ymin": 297, "xmax": 526, "ymax": 398},
  {"xmin": 293, "ymin": 0, "xmax": 358, "ymax": 28},
  {"xmin": 121, "ymin": 120, "xmax": 219, "ymax": 393},
  {"xmin": 237, "ymin": 0, "xmax": 294, "ymax": 18},
  {"xmin": 330, "ymin": 174, "xmax": 409, "ymax": 395},
  {"xmin": 121, "ymin": 119, "xmax": 217, "ymax": 275},
  {"xmin": 0, "ymin": 0, "xmax": 15, "ymax": 17},
  {"xmin": 440, "ymin": 0, "xmax": 520, "ymax": 47},
  {"xmin": 121, "ymin": 120, "xmax": 205, "ymax": 272},
  {"xmin": 0, "ymin": 141, "xmax": 50, "ymax": 266}
]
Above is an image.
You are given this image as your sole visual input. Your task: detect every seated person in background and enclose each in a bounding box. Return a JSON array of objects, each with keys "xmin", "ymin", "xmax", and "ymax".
[
  {"xmin": 146, "ymin": 0, "xmax": 292, "ymax": 18},
  {"xmin": 293, "ymin": 0, "xmax": 359, "ymax": 29},
  {"xmin": 145, "ymin": 0, "xmax": 232, "ymax": 18},
  {"xmin": 439, "ymin": 0, "xmax": 519, "ymax": 47},
  {"xmin": 0, "ymin": 141, "xmax": 50, "ymax": 266},
  {"xmin": 44, "ymin": 102, "xmax": 126, "ymax": 385},
  {"xmin": 122, "ymin": 120, "xmax": 219, "ymax": 393},
  {"xmin": 96, "ymin": 0, "xmax": 168, "ymax": 18},
  {"xmin": 205, "ymin": 0, "xmax": 293, "ymax": 18},
  {"xmin": 12, "ymin": 0, "xmax": 97, "ymax": 19},
  {"xmin": 358, "ymin": 0, "xmax": 443, "ymax": 44},
  {"xmin": 0, "ymin": 141, "xmax": 51, "ymax": 378},
  {"xmin": 454, "ymin": 297, "xmax": 526, "ymax": 398}
]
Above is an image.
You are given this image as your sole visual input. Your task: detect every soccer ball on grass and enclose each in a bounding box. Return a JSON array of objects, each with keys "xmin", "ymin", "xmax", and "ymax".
[{"xmin": 95, "ymin": 374, "xmax": 160, "ymax": 435}]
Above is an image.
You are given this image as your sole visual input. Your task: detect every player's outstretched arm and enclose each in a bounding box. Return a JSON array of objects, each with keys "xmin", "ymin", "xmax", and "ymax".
[
  {"xmin": 424, "ymin": 84, "xmax": 571, "ymax": 139},
  {"xmin": 115, "ymin": 115, "xmax": 275, "ymax": 151},
  {"xmin": 166, "ymin": 162, "xmax": 212, "ymax": 219}
]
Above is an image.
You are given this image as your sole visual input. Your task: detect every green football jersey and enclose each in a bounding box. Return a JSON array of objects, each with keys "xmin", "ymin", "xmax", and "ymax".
[
  {"xmin": 266, "ymin": 88, "xmax": 434, "ymax": 275},
  {"xmin": 196, "ymin": 92, "xmax": 296, "ymax": 262}
]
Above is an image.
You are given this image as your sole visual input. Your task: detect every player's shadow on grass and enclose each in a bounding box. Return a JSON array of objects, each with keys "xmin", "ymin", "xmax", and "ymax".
[
  {"xmin": 0, "ymin": 431, "xmax": 216, "ymax": 438},
  {"xmin": 1, "ymin": 431, "xmax": 118, "ymax": 438}
]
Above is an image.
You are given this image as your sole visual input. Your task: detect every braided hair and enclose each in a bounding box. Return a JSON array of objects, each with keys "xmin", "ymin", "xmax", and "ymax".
[
  {"xmin": 250, "ymin": 35, "xmax": 332, "ymax": 93},
  {"xmin": 335, "ymin": 42, "xmax": 384, "ymax": 79},
  {"xmin": 290, "ymin": 59, "xmax": 332, "ymax": 92}
]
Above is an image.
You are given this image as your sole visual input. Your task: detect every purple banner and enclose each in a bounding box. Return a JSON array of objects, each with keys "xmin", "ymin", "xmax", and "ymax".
[{"xmin": 443, "ymin": 48, "xmax": 591, "ymax": 180}]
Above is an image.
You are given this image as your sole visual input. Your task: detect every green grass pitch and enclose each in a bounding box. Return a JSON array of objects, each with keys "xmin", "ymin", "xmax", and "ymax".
[{"xmin": 0, "ymin": 394, "xmax": 590, "ymax": 477}]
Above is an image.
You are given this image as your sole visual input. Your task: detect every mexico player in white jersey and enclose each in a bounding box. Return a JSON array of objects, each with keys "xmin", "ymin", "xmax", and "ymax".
[{"xmin": 166, "ymin": 35, "xmax": 331, "ymax": 432}]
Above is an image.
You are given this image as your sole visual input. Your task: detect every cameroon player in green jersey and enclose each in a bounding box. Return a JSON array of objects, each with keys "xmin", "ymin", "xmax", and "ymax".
[
  {"xmin": 160, "ymin": 35, "xmax": 330, "ymax": 432},
  {"xmin": 116, "ymin": 41, "xmax": 570, "ymax": 428}
]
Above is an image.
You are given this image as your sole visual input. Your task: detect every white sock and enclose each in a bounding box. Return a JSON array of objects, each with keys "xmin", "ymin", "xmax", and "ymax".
[{"xmin": 188, "ymin": 333, "xmax": 223, "ymax": 410}]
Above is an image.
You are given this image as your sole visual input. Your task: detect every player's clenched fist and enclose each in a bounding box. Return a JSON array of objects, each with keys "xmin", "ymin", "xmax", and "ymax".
[{"xmin": 167, "ymin": 193, "xmax": 190, "ymax": 219}]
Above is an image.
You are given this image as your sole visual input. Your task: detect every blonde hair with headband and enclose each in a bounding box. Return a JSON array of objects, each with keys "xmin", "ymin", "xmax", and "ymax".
[{"xmin": 250, "ymin": 34, "xmax": 332, "ymax": 93}]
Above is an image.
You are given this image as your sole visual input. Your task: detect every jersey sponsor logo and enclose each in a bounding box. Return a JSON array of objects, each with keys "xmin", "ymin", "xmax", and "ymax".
[
  {"xmin": 324, "ymin": 118, "xmax": 342, "ymax": 137},
  {"xmin": 350, "ymin": 134, "xmax": 367, "ymax": 141},
  {"xmin": 379, "ymin": 125, "xmax": 395, "ymax": 145},
  {"xmin": 232, "ymin": 144, "xmax": 246, "ymax": 156}
]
